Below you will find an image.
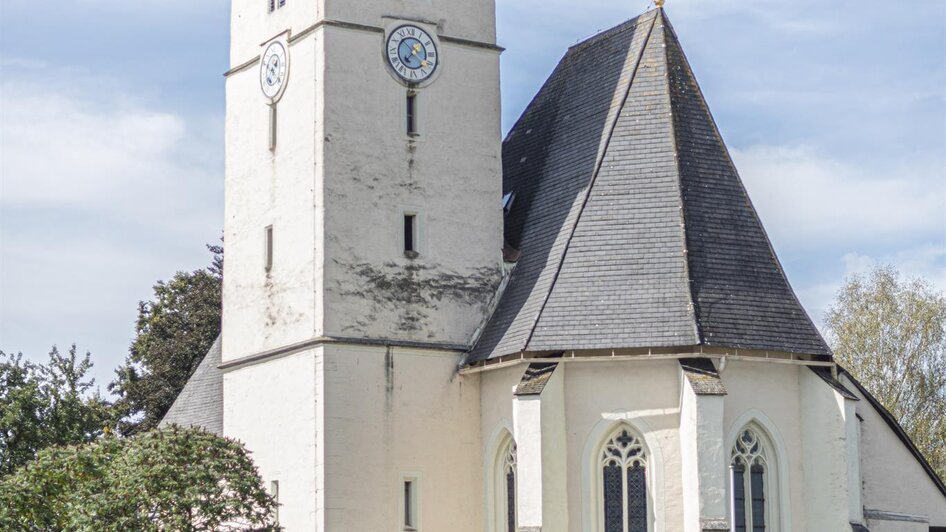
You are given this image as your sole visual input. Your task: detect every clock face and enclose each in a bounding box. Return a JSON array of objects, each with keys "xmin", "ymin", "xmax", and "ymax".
[
  {"xmin": 385, "ymin": 25, "xmax": 439, "ymax": 84},
  {"xmin": 260, "ymin": 41, "xmax": 289, "ymax": 102}
]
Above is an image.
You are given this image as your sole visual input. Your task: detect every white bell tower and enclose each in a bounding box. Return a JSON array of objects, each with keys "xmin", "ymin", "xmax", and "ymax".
[{"xmin": 220, "ymin": 0, "xmax": 502, "ymax": 529}]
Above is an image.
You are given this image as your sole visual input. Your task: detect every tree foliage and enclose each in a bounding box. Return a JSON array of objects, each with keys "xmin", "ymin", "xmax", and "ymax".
[
  {"xmin": 0, "ymin": 426, "xmax": 279, "ymax": 531},
  {"xmin": 825, "ymin": 265, "xmax": 946, "ymax": 480},
  {"xmin": 111, "ymin": 245, "xmax": 223, "ymax": 434},
  {"xmin": 0, "ymin": 346, "xmax": 114, "ymax": 476}
]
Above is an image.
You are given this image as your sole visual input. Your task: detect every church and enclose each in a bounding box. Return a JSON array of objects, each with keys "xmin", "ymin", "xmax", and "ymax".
[{"xmin": 161, "ymin": 0, "xmax": 946, "ymax": 530}]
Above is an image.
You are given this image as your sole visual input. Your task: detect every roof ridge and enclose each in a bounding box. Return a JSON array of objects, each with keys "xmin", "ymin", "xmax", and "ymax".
[
  {"xmin": 521, "ymin": 11, "xmax": 661, "ymax": 352},
  {"xmin": 660, "ymin": 10, "xmax": 704, "ymax": 345}
]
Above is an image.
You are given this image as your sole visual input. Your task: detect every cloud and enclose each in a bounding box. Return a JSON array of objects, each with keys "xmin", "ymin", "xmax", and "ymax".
[
  {"xmin": 733, "ymin": 145, "xmax": 946, "ymax": 250},
  {"xmin": 795, "ymin": 244, "xmax": 946, "ymax": 327},
  {"xmin": 0, "ymin": 60, "xmax": 223, "ymax": 389},
  {"xmin": 0, "ymin": 61, "xmax": 222, "ymax": 238},
  {"xmin": 842, "ymin": 245, "xmax": 946, "ymax": 291}
]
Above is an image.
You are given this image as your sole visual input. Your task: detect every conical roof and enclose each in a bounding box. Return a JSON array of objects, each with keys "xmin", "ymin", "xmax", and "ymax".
[{"xmin": 468, "ymin": 9, "xmax": 830, "ymax": 363}]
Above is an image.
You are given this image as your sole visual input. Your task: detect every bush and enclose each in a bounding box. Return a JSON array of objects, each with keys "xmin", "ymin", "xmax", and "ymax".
[{"xmin": 0, "ymin": 427, "xmax": 279, "ymax": 531}]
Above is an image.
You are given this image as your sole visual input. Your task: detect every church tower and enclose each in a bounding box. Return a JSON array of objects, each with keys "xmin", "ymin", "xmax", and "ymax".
[{"xmin": 220, "ymin": 0, "xmax": 502, "ymax": 529}]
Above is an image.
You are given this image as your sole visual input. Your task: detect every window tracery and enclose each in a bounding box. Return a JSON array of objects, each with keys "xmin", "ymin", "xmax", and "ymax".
[
  {"xmin": 503, "ymin": 440, "xmax": 517, "ymax": 532},
  {"xmin": 732, "ymin": 427, "xmax": 769, "ymax": 532},
  {"xmin": 599, "ymin": 426, "xmax": 649, "ymax": 532}
]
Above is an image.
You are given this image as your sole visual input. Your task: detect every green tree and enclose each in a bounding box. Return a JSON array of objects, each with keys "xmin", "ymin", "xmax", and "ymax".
[
  {"xmin": 825, "ymin": 265, "xmax": 946, "ymax": 480},
  {"xmin": 0, "ymin": 426, "xmax": 279, "ymax": 531},
  {"xmin": 0, "ymin": 346, "xmax": 114, "ymax": 476},
  {"xmin": 111, "ymin": 245, "xmax": 223, "ymax": 434}
]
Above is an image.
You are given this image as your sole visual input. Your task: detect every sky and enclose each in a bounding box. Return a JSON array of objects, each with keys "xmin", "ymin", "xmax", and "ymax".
[{"xmin": 1, "ymin": 0, "xmax": 944, "ymax": 391}]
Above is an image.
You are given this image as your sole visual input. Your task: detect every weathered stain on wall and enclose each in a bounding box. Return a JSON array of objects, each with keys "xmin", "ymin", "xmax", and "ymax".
[{"xmin": 333, "ymin": 259, "xmax": 502, "ymax": 335}]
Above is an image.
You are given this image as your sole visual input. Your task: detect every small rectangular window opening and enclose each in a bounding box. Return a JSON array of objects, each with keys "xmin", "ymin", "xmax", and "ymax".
[
  {"xmin": 270, "ymin": 480, "xmax": 280, "ymax": 524},
  {"xmin": 265, "ymin": 225, "xmax": 274, "ymax": 272},
  {"xmin": 403, "ymin": 214, "xmax": 417, "ymax": 257},
  {"xmin": 269, "ymin": 105, "xmax": 278, "ymax": 152},
  {"xmin": 269, "ymin": 0, "xmax": 285, "ymax": 12},
  {"xmin": 406, "ymin": 92, "xmax": 419, "ymax": 137},
  {"xmin": 403, "ymin": 480, "xmax": 417, "ymax": 531}
]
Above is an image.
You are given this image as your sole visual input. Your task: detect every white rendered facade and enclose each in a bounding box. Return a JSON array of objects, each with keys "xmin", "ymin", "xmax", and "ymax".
[
  {"xmin": 222, "ymin": 0, "xmax": 501, "ymax": 529},
  {"xmin": 206, "ymin": 1, "xmax": 946, "ymax": 531}
]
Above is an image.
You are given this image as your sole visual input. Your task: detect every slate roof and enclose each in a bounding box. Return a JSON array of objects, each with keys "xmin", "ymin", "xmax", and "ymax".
[
  {"xmin": 159, "ymin": 336, "xmax": 223, "ymax": 435},
  {"xmin": 467, "ymin": 9, "xmax": 830, "ymax": 364},
  {"xmin": 679, "ymin": 358, "xmax": 727, "ymax": 396}
]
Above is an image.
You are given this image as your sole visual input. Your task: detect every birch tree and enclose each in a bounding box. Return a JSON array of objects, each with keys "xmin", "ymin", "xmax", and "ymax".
[{"xmin": 825, "ymin": 266, "xmax": 946, "ymax": 480}]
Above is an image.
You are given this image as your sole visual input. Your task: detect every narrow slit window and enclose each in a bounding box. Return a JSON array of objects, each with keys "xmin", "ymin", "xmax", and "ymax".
[
  {"xmin": 403, "ymin": 214, "xmax": 416, "ymax": 256},
  {"xmin": 406, "ymin": 92, "xmax": 419, "ymax": 137},
  {"xmin": 265, "ymin": 225, "xmax": 274, "ymax": 272},
  {"xmin": 403, "ymin": 480, "xmax": 417, "ymax": 531},
  {"xmin": 269, "ymin": 105, "xmax": 278, "ymax": 151},
  {"xmin": 270, "ymin": 480, "xmax": 280, "ymax": 524}
]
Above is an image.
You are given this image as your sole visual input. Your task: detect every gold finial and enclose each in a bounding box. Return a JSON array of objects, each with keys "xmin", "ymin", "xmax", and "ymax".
[{"xmin": 655, "ymin": 0, "xmax": 665, "ymax": 7}]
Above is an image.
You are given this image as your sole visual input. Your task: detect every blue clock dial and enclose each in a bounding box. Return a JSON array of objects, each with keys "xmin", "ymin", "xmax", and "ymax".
[
  {"xmin": 265, "ymin": 56, "xmax": 281, "ymax": 86},
  {"xmin": 398, "ymin": 38, "xmax": 427, "ymax": 69},
  {"xmin": 386, "ymin": 25, "xmax": 439, "ymax": 84},
  {"xmin": 260, "ymin": 41, "xmax": 289, "ymax": 101}
]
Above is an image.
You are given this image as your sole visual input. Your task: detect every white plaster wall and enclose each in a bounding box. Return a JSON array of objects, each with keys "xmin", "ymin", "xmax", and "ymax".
[
  {"xmin": 540, "ymin": 367, "xmax": 569, "ymax": 532},
  {"xmin": 223, "ymin": 33, "xmax": 320, "ymax": 362},
  {"xmin": 322, "ymin": 0, "xmax": 497, "ymax": 43},
  {"xmin": 843, "ymin": 374, "xmax": 946, "ymax": 526},
  {"xmin": 512, "ymin": 366, "xmax": 568, "ymax": 532},
  {"xmin": 679, "ymin": 384, "xmax": 700, "ymax": 532},
  {"xmin": 514, "ymin": 395, "xmax": 544, "ymax": 529},
  {"xmin": 680, "ymin": 381, "xmax": 727, "ymax": 532},
  {"xmin": 799, "ymin": 368, "xmax": 852, "ymax": 531},
  {"xmin": 225, "ymin": 2, "xmax": 504, "ymax": 358},
  {"xmin": 479, "ymin": 365, "xmax": 523, "ymax": 532},
  {"xmin": 720, "ymin": 361, "xmax": 806, "ymax": 531},
  {"xmin": 229, "ymin": 0, "xmax": 320, "ymax": 65},
  {"xmin": 564, "ymin": 360, "xmax": 684, "ymax": 532},
  {"xmin": 320, "ymin": 344, "xmax": 482, "ymax": 531},
  {"xmin": 228, "ymin": 0, "xmax": 496, "ymax": 74},
  {"xmin": 223, "ymin": 350, "xmax": 319, "ymax": 530},
  {"xmin": 320, "ymin": 24, "xmax": 504, "ymax": 345}
]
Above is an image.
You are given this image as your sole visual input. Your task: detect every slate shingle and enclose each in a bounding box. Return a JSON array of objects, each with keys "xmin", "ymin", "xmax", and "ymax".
[
  {"xmin": 467, "ymin": 9, "xmax": 830, "ymax": 363},
  {"xmin": 159, "ymin": 336, "xmax": 223, "ymax": 435}
]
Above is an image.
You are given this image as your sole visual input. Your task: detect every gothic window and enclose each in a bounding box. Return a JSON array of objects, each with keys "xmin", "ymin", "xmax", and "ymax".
[
  {"xmin": 599, "ymin": 426, "xmax": 649, "ymax": 532},
  {"xmin": 502, "ymin": 440, "xmax": 517, "ymax": 532},
  {"xmin": 731, "ymin": 427, "xmax": 770, "ymax": 532}
]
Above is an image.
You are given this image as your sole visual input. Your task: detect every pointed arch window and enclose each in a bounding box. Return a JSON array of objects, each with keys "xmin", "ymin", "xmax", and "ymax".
[
  {"xmin": 502, "ymin": 440, "xmax": 517, "ymax": 532},
  {"xmin": 731, "ymin": 427, "xmax": 772, "ymax": 532},
  {"xmin": 599, "ymin": 426, "xmax": 649, "ymax": 532},
  {"xmin": 491, "ymin": 435, "xmax": 517, "ymax": 532}
]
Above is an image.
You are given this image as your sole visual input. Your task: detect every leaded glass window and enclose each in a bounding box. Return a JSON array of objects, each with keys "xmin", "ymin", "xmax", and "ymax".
[
  {"xmin": 503, "ymin": 440, "xmax": 517, "ymax": 532},
  {"xmin": 600, "ymin": 426, "xmax": 649, "ymax": 532},
  {"xmin": 732, "ymin": 428, "xmax": 768, "ymax": 532}
]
